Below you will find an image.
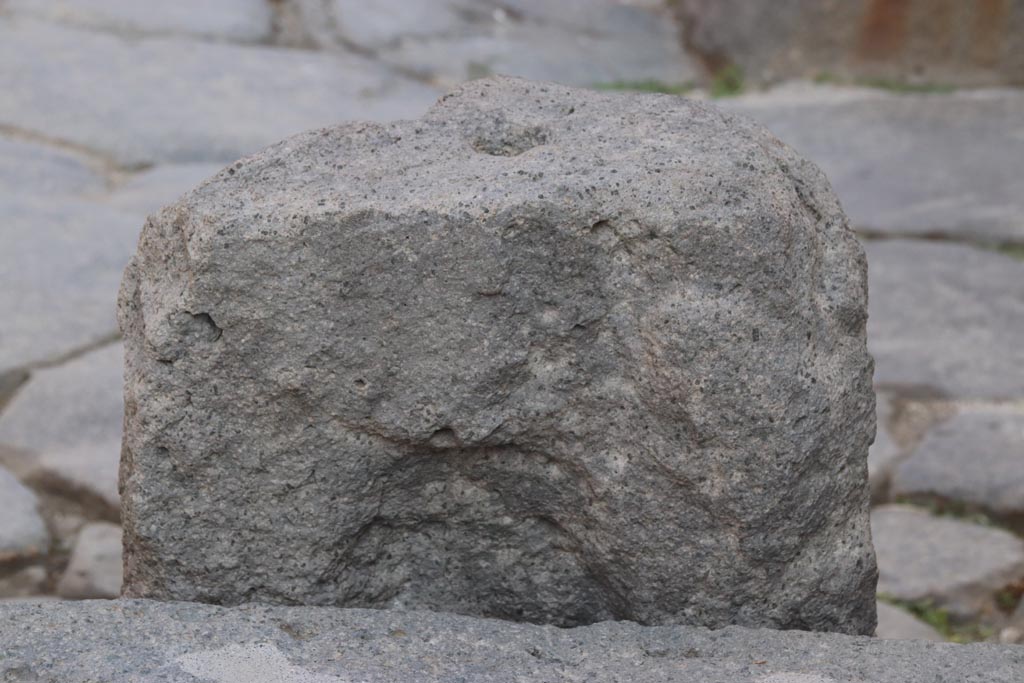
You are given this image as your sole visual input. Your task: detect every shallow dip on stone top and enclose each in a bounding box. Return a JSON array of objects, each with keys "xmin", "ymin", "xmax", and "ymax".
[{"xmin": 118, "ymin": 76, "xmax": 877, "ymax": 634}]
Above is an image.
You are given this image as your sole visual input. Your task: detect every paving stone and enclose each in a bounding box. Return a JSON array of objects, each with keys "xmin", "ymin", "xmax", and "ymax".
[
  {"xmin": 294, "ymin": 0, "xmax": 695, "ymax": 88},
  {"xmin": 0, "ymin": 18, "xmax": 441, "ymax": 167},
  {"xmin": 56, "ymin": 522, "xmax": 122, "ymax": 599},
  {"xmin": 874, "ymin": 601, "xmax": 945, "ymax": 642},
  {"xmin": 1008, "ymin": 601, "xmax": 1024, "ymax": 643},
  {"xmin": 0, "ymin": 344, "xmax": 123, "ymax": 517},
  {"xmin": 868, "ymin": 393, "xmax": 904, "ymax": 502},
  {"xmin": 0, "ymin": 368, "xmax": 28, "ymax": 411},
  {"xmin": 674, "ymin": 0, "xmax": 1024, "ymax": 88},
  {"xmin": 0, "ymin": 135, "xmax": 105, "ymax": 197},
  {"xmin": 0, "ymin": 465, "xmax": 49, "ymax": 563},
  {"xmin": 872, "ymin": 504, "xmax": 1024, "ymax": 619},
  {"xmin": 863, "ymin": 240, "xmax": 1024, "ymax": 399},
  {"xmin": 0, "ymin": 595, "xmax": 60, "ymax": 604},
  {"xmin": 104, "ymin": 162, "xmax": 224, "ymax": 216},
  {"xmin": 2, "ymin": 600, "xmax": 1024, "ymax": 682},
  {"xmin": 722, "ymin": 86, "xmax": 1024, "ymax": 244},
  {"xmin": 0, "ymin": 566, "xmax": 47, "ymax": 599},
  {"xmin": 0, "ymin": 198, "xmax": 137, "ymax": 375},
  {"xmin": 892, "ymin": 409, "xmax": 1024, "ymax": 526},
  {"xmin": 4, "ymin": 0, "xmax": 274, "ymax": 43}
]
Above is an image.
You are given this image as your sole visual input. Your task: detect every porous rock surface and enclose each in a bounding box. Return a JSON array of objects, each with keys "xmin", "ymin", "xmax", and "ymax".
[
  {"xmin": 3, "ymin": 601, "xmax": 1023, "ymax": 683},
  {"xmin": 119, "ymin": 77, "xmax": 876, "ymax": 633}
]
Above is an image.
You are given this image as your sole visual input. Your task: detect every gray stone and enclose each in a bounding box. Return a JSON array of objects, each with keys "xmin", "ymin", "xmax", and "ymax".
[
  {"xmin": 874, "ymin": 601, "xmax": 944, "ymax": 642},
  {"xmin": 34, "ymin": 440, "xmax": 122, "ymax": 518},
  {"xmin": 0, "ymin": 465, "xmax": 48, "ymax": 563},
  {"xmin": 891, "ymin": 409, "xmax": 1024, "ymax": 526},
  {"xmin": 868, "ymin": 393, "xmax": 903, "ymax": 502},
  {"xmin": 721, "ymin": 86, "xmax": 1024, "ymax": 244},
  {"xmin": 0, "ymin": 595, "xmax": 60, "ymax": 604},
  {"xmin": 0, "ymin": 368, "xmax": 27, "ymax": 411},
  {"xmin": 104, "ymin": 163, "xmax": 225, "ymax": 217},
  {"xmin": 673, "ymin": 0, "xmax": 1024, "ymax": 88},
  {"xmin": 0, "ymin": 18, "xmax": 440, "ymax": 167},
  {"xmin": 119, "ymin": 77, "xmax": 876, "ymax": 633},
  {"xmin": 0, "ymin": 566, "xmax": 48, "ymax": 599},
  {"xmin": 0, "ymin": 198, "xmax": 137, "ymax": 375},
  {"xmin": 0, "ymin": 344, "xmax": 123, "ymax": 517},
  {"xmin": 872, "ymin": 504, "xmax": 1024, "ymax": 619},
  {"xmin": 1, "ymin": 600, "xmax": 1023, "ymax": 682},
  {"xmin": 383, "ymin": 25, "xmax": 694, "ymax": 90},
  {"xmin": 0, "ymin": 135, "xmax": 105, "ymax": 198},
  {"xmin": 56, "ymin": 522, "xmax": 122, "ymax": 599},
  {"xmin": 4, "ymin": 0, "xmax": 275, "ymax": 43},
  {"xmin": 863, "ymin": 240, "xmax": 1024, "ymax": 399},
  {"xmin": 292, "ymin": 0, "xmax": 695, "ymax": 88}
]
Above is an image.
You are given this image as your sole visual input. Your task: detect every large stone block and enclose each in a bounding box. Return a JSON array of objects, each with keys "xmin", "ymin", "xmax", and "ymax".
[{"xmin": 119, "ymin": 77, "xmax": 876, "ymax": 633}]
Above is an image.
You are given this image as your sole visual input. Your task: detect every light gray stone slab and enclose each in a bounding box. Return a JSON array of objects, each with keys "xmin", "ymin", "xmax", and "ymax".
[
  {"xmin": 864, "ymin": 240, "xmax": 1024, "ymax": 399},
  {"xmin": 295, "ymin": 0, "xmax": 695, "ymax": 88},
  {"xmin": 892, "ymin": 409, "xmax": 1024, "ymax": 524},
  {"xmin": 0, "ymin": 198, "xmax": 137, "ymax": 375},
  {"xmin": 1, "ymin": 600, "xmax": 1023, "ymax": 682},
  {"xmin": 383, "ymin": 25, "xmax": 695, "ymax": 89},
  {"xmin": 104, "ymin": 163, "xmax": 224, "ymax": 217},
  {"xmin": 0, "ymin": 566, "xmax": 48, "ymax": 599},
  {"xmin": 0, "ymin": 135, "xmax": 105, "ymax": 197},
  {"xmin": 722, "ymin": 86, "xmax": 1024, "ymax": 243},
  {"xmin": 0, "ymin": 465, "xmax": 49, "ymax": 562},
  {"xmin": 0, "ymin": 344, "xmax": 122, "ymax": 516},
  {"xmin": 868, "ymin": 393, "xmax": 903, "ymax": 501},
  {"xmin": 0, "ymin": 18, "xmax": 441, "ymax": 167},
  {"xmin": 56, "ymin": 522, "xmax": 122, "ymax": 599},
  {"xmin": 874, "ymin": 601, "xmax": 945, "ymax": 642},
  {"xmin": 4, "ymin": 0, "xmax": 274, "ymax": 43},
  {"xmin": 872, "ymin": 504, "xmax": 1024, "ymax": 619},
  {"xmin": 0, "ymin": 595, "xmax": 60, "ymax": 604}
]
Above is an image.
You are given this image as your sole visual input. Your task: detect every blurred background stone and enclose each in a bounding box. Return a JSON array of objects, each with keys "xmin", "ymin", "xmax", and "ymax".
[
  {"xmin": 56, "ymin": 522, "xmax": 123, "ymax": 600},
  {"xmin": 0, "ymin": 465, "xmax": 49, "ymax": 564},
  {"xmin": 0, "ymin": 344, "xmax": 123, "ymax": 520},
  {"xmin": 892, "ymin": 409, "xmax": 1024, "ymax": 529},
  {"xmin": 874, "ymin": 601, "xmax": 944, "ymax": 641},
  {"xmin": 674, "ymin": 0, "xmax": 1024, "ymax": 88},
  {"xmin": 872, "ymin": 504, "xmax": 1024, "ymax": 621}
]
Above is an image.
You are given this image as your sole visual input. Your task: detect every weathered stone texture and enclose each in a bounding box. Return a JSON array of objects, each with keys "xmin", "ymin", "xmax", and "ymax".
[
  {"xmin": 3, "ymin": 601, "xmax": 1024, "ymax": 683},
  {"xmin": 119, "ymin": 77, "xmax": 876, "ymax": 633}
]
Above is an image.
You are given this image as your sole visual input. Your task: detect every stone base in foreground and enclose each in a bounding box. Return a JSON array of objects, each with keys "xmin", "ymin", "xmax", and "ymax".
[{"xmin": 2, "ymin": 600, "xmax": 1022, "ymax": 682}]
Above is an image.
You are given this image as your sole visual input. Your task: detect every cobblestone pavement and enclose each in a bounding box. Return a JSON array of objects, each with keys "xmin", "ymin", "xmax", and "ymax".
[{"xmin": 1, "ymin": 1, "xmax": 1022, "ymax": 644}]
